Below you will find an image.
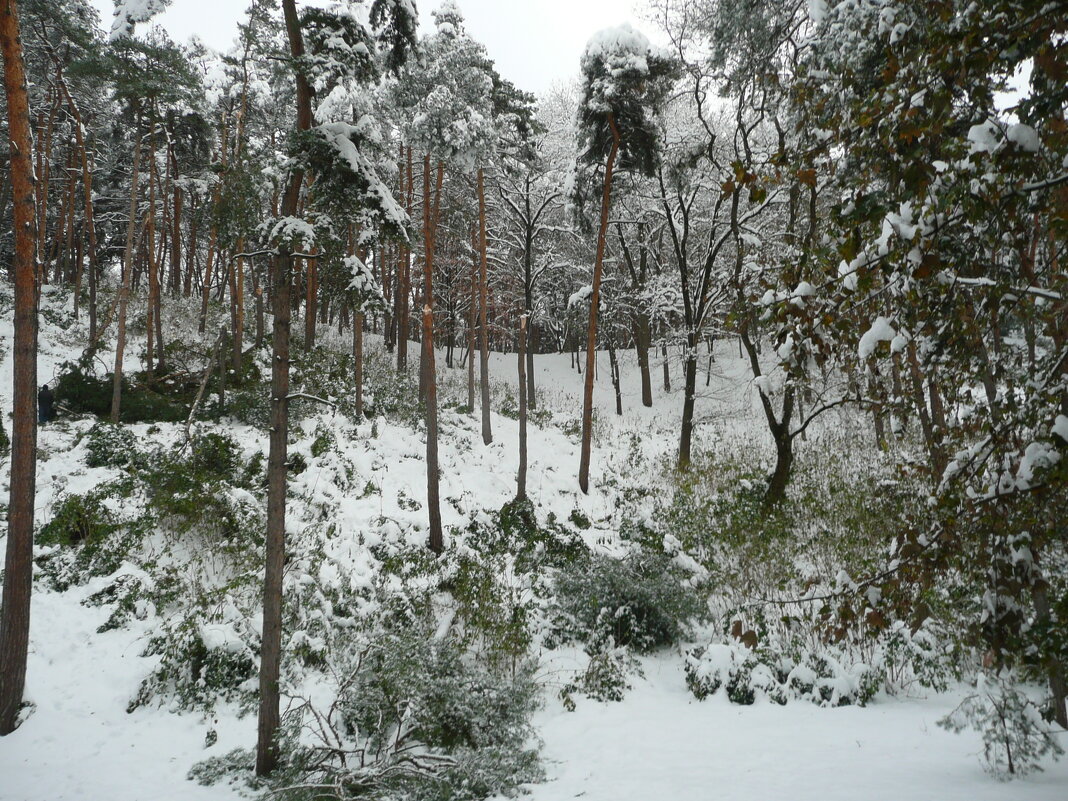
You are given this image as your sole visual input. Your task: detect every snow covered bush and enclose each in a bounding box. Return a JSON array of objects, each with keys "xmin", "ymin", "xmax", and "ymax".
[
  {"xmin": 131, "ymin": 598, "xmax": 260, "ymax": 712},
  {"xmin": 939, "ymin": 673, "xmax": 1064, "ymax": 779},
  {"xmin": 192, "ymin": 623, "xmax": 542, "ymax": 801},
  {"xmin": 684, "ymin": 643, "xmax": 786, "ymax": 705},
  {"xmin": 288, "ymin": 626, "xmax": 540, "ymax": 801},
  {"xmin": 38, "ymin": 489, "xmax": 121, "ymax": 549},
  {"xmin": 35, "ymin": 480, "xmax": 149, "ymax": 591},
  {"xmin": 684, "ymin": 641, "xmax": 878, "ymax": 707},
  {"xmin": 82, "ymin": 422, "xmax": 141, "ymax": 468},
  {"xmin": 561, "ymin": 621, "xmax": 645, "ymax": 706},
  {"xmin": 549, "ymin": 551, "xmax": 706, "ymax": 653}
]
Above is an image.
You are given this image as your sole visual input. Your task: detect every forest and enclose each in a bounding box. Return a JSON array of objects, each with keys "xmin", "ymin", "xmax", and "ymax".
[{"xmin": 0, "ymin": 0, "xmax": 1066, "ymax": 799}]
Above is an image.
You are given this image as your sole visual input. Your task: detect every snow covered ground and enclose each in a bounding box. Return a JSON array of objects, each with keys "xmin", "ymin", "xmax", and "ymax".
[{"xmin": 2, "ymin": 290, "xmax": 1066, "ymax": 799}]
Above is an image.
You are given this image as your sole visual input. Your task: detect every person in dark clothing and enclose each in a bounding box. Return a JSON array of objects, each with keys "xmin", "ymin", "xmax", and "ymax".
[{"xmin": 38, "ymin": 384, "xmax": 55, "ymax": 425}]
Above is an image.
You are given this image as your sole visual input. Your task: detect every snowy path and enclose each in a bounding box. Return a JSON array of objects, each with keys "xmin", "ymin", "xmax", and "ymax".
[
  {"xmin": 528, "ymin": 657, "xmax": 1068, "ymax": 801},
  {"xmin": 0, "ymin": 588, "xmax": 249, "ymax": 801}
]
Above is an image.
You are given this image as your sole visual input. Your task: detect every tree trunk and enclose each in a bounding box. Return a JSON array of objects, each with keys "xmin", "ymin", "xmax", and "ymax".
[
  {"xmin": 170, "ymin": 159, "xmax": 182, "ymax": 293},
  {"xmin": 578, "ymin": 116, "xmax": 620, "ymax": 494},
  {"xmin": 198, "ymin": 226, "xmax": 218, "ymax": 334},
  {"xmin": 304, "ymin": 257, "xmax": 317, "ymax": 348},
  {"xmin": 608, "ymin": 342, "xmax": 622, "ymax": 416},
  {"xmin": 353, "ymin": 310, "xmax": 364, "ymax": 418},
  {"xmin": 420, "ymin": 156, "xmax": 444, "ymax": 553},
  {"xmin": 111, "ymin": 116, "xmax": 142, "ymax": 424},
  {"xmin": 632, "ymin": 315, "xmax": 652, "ymax": 407},
  {"xmin": 185, "ymin": 194, "xmax": 197, "ymax": 297},
  {"xmin": 257, "ymin": 0, "xmax": 311, "ymax": 776},
  {"xmin": 145, "ymin": 130, "xmax": 160, "ymax": 373},
  {"xmin": 765, "ymin": 431, "xmax": 794, "ymax": 506},
  {"xmin": 661, "ymin": 341, "xmax": 671, "ymax": 392},
  {"xmin": 467, "ymin": 226, "xmax": 477, "ymax": 412},
  {"xmin": 233, "ymin": 240, "xmax": 245, "ymax": 371},
  {"xmin": 1033, "ymin": 574, "xmax": 1068, "ymax": 728},
  {"xmin": 526, "ymin": 321, "xmax": 536, "ymax": 411},
  {"xmin": 517, "ymin": 315, "xmax": 528, "ymax": 502},
  {"xmin": 0, "ymin": 0, "xmax": 39, "ymax": 735},
  {"xmin": 396, "ymin": 146, "xmax": 412, "ymax": 372},
  {"xmin": 424, "ymin": 304, "xmax": 443, "ymax": 554},
  {"xmin": 678, "ymin": 333, "xmax": 698, "ymax": 468},
  {"xmin": 906, "ymin": 342, "xmax": 945, "ymax": 484},
  {"xmin": 380, "ymin": 243, "xmax": 394, "ymax": 352},
  {"xmin": 477, "ymin": 167, "xmax": 492, "ymax": 445}
]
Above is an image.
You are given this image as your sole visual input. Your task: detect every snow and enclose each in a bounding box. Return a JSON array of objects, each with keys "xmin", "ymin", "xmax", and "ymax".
[
  {"xmin": 567, "ymin": 284, "xmax": 593, "ymax": 309},
  {"xmin": 1007, "ymin": 123, "xmax": 1041, "ymax": 153},
  {"xmin": 109, "ymin": 0, "xmax": 169, "ymax": 41},
  {"xmin": 584, "ymin": 24, "xmax": 656, "ymax": 67},
  {"xmin": 316, "ymin": 122, "xmax": 408, "ymax": 230},
  {"xmin": 1054, "ymin": 415, "xmax": 1068, "ymax": 443},
  {"xmin": 2, "ymin": 288, "xmax": 1066, "ymax": 800},
  {"xmin": 808, "ymin": 0, "xmax": 830, "ymax": 24},
  {"xmin": 528, "ymin": 656, "xmax": 1068, "ymax": 801},
  {"xmin": 858, "ymin": 316, "xmax": 897, "ymax": 360},
  {"xmin": 967, "ymin": 121, "xmax": 1001, "ymax": 155}
]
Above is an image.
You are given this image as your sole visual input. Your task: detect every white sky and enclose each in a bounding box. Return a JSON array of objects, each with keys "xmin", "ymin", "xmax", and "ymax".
[{"xmin": 88, "ymin": 0, "xmax": 659, "ymax": 95}]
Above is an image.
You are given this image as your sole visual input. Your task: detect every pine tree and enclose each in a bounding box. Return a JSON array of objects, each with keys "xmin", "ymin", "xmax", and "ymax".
[
  {"xmin": 571, "ymin": 24, "xmax": 676, "ymax": 493},
  {"xmin": 256, "ymin": 0, "xmax": 416, "ymax": 774},
  {"xmin": 0, "ymin": 0, "xmax": 39, "ymax": 737}
]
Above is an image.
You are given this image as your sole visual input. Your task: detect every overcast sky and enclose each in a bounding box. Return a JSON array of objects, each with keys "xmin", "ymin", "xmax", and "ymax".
[{"xmin": 88, "ymin": 0, "xmax": 659, "ymax": 96}]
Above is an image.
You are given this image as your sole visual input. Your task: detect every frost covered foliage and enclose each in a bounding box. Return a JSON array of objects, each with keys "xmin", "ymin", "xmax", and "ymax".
[
  {"xmin": 109, "ymin": 0, "xmax": 170, "ymax": 40},
  {"xmin": 796, "ymin": 0, "xmax": 1068, "ymax": 722},
  {"xmin": 684, "ymin": 639, "xmax": 875, "ymax": 708},
  {"xmin": 346, "ymin": 254, "xmax": 386, "ymax": 312},
  {"xmin": 184, "ymin": 503, "xmax": 550, "ymax": 798},
  {"xmin": 684, "ymin": 607, "xmax": 956, "ymax": 707},
  {"xmin": 569, "ymin": 24, "xmax": 677, "ymax": 223},
  {"xmin": 549, "ymin": 551, "xmax": 706, "ymax": 654},
  {"xmin": 645, "ymin": 436, "xmax": 972, "ymax": 699},
  {"xmin": 939, "ymin": 673, "xmax": 1064, "ymax": 779},
  {"xmin": 395, "ymin": 2, "xmax": 497, "ymax": 173},
  {"xmin": 272, "ymin": 626, "xmax": 542, "ymax": 801},
  {"xmin": 33, "ymin": 427, "xmax": 266, "ymax": 708},
  {"xmin": 35, "ymin": 481, "xmax": 148, "ymax": 592}
]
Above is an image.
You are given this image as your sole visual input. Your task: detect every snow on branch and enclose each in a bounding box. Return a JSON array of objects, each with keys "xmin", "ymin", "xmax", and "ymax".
[{"xmin": 109, "ymin": 0, "xmax": 170, "ymax": 41}]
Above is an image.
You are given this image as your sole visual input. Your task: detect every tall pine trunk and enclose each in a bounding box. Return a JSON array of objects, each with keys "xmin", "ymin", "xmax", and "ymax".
[
  {"xmin": 111, "ymin": 115, "xmax": 142, "ymax": 423},
  {"xmin": 232, "ymin": 239, "xmax": 245, "ymax": 371},
  {"xmin": 633, "ymin": 315, "xmax": 652, "ymax": 407},
  {"xmin": 477, "ymin": 167, "xmax": 492, "ymax": 445},
  {"xmin": 304, "ymin": 257, "xmax": 317, "ymax": 348},
  {"xmin": 608, "ymin": 342, "xmax": 622, "ymax": 416},
  {"xmin": 578, "ymin": 116, "xmax": 620, "ymax": 494},
  {"xmin": 0, "ymin": 0, "xmax": 39, "ymax": 735},
  {"xmin": 422, "ymin": 156, "xmax": 444, "ymax": 553},
  {"xmin": 257, "ymin": 0, "xmax": 311, "ymax": 775},
  {"xmin": 467, "ymin": 226, "xmax": 477, "ymax": 412},
  {"xmin": 396, "ymin": 146, "xmax": 413, "ymax": 372},
  {"xmin": 678, "ymin": 332, "xmax": 697, "ymax": 468}
]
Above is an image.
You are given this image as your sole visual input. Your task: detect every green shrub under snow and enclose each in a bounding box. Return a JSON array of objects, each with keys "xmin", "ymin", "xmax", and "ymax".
[
  {"xmin": 549, "ymin": 551, "xmax": 706, "ymax": 654},
  {"xmin": 83, "ymin": 422, "xmax": 141, "ymax": 468},
  {"xmin": 191, "ymin": 624, "xmax": 542, "ymax": 801},
  {"xmin": 683, "ymin": 614, "xmax": 957, "ymax": 708},
  {"xmin": 35, "ymin": 481, "xmax": 149, "ymax": 592},
  {"xmin": 684, "ymin": 641, "xmax": 879, "ymax": 707}
]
